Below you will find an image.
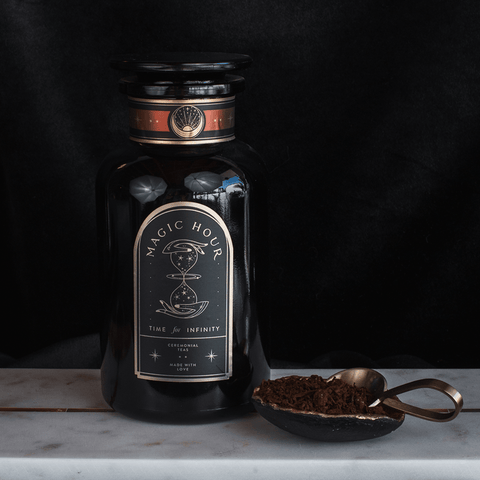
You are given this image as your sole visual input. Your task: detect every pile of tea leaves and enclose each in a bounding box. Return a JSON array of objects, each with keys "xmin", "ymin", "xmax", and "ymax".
[{"xmin": 254, "ymin": 375, "xmax": 402, "ymax": 419}]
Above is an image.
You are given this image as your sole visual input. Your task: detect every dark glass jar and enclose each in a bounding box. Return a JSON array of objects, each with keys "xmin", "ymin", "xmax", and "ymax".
[{"xmin": 96, "ymin": 53, "xmax": 270, "ymax": 423}]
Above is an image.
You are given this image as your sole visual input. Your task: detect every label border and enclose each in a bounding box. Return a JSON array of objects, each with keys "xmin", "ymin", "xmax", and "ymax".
[{"xmin": 133, "ymin": 201, "xmax": 234, "ymax": 382}]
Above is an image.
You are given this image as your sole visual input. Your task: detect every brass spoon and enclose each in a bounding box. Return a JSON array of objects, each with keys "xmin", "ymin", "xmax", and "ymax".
[{"xmin": 332, "ymin": 368, "xmax": 463, "ymax": 422}]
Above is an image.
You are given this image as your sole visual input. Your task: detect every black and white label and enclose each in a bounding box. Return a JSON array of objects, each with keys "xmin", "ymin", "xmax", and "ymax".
[{"xmin": 134, "ymin": 202, "xmax": 233, "ymax": 382}]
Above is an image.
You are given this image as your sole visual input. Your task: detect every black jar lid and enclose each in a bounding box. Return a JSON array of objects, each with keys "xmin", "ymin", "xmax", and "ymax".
[
  {"xmin": 110, "ymin": 52, "xmax": 252, "ymax": 74},
  {"xmin": 110, "ymin": 52, "xmax": 252, "ymax": 98}
]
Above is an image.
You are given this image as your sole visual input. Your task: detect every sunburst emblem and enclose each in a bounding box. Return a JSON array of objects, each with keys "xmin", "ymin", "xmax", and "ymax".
[{"xmin": 170, "ymin": 105, "xmax": 205, "ymax": 138}]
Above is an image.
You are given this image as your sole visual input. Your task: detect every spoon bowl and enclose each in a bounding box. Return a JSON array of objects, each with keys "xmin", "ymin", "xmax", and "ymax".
[
  {"xmin": 332, "ymin": 367, "xmax": 387, "ymax": 400},
  {"xmin": 251, "ymin": 368, "xmax": 463, "ymax": 442}
]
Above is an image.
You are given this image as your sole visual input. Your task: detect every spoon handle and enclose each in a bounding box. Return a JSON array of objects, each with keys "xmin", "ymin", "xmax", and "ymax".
[{"xmin": 371, "ymin": 378, "xmax": 464, "ymax": 422}]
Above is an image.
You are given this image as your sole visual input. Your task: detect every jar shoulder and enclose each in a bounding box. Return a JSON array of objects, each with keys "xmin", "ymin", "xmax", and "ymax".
[{"xmin": 96, "ymin": 140, "xmax": 267, "ymax": 188}]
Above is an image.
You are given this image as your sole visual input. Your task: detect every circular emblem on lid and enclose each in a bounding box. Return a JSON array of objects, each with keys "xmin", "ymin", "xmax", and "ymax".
[{"xmin": 170, "ymin": 105, "xmax": 205, "ymax": 138}]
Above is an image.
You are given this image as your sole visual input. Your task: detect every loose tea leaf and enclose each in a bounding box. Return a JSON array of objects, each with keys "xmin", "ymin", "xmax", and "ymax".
[{"xmin": 254, "ymin": 375, "xmax": 403, "ymax": 419}]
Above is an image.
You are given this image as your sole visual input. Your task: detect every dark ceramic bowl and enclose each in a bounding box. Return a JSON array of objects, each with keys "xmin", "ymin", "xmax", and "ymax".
[{"xmin": 251, "ymin": 386, "xmax": 405, "ymax": 442}]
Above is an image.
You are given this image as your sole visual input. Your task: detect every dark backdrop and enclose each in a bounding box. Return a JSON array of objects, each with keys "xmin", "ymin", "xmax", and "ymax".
[{"xmin": 2, "ymin": 0, "xmax": 480, "ymax": 369}]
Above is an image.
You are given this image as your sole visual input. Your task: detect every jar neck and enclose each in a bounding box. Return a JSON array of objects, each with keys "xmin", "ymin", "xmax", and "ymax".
[{"xmin": 127, "ymin": 95, "xmax": 237, "ymax": 147}]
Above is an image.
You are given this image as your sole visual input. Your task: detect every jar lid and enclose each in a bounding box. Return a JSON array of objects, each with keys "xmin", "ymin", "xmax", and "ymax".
[
  {"xmin": 110, "ymin": 52, "xmax": 251, "ymax": 98},
  {"xmin": 110, "ymin": 52, "xmax": 252, "ymax": 74}
]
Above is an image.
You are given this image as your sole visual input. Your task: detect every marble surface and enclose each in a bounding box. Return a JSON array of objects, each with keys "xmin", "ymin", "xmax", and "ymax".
[
  {"xmin": 0, "ymin": 369, "xmax": 111, "ymax": 410},
  {"xmin": 1, "ymin": 368, "xmax": 479, "ymax": 480}
]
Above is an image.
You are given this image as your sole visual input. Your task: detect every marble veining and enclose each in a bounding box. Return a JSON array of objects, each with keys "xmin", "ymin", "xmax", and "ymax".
[{"xmin": 0, "ymin": 368, "xmax": 479, "ymax": 480}]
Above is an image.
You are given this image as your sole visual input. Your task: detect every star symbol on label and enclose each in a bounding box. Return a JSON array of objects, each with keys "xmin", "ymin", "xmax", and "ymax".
[
  {"xmin": 206, "ymin": 350, "xmax": 217, "ymax": 362},
  {"xmin": 150, "ymin": 349, "xmax": 161, "ymax": 362}
]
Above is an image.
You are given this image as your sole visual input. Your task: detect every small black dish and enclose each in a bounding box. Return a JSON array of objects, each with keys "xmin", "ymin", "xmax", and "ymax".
[
  {"xmin": 251, "ymin": 393, "xmax": 405, "ymax": 442},
  {"xmin": 252, "ymin": 368, "xmax": 463, "ymax": 442}
]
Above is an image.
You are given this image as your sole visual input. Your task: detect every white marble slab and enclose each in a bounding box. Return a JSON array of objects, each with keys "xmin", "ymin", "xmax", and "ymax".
[
  {"xmin": 0, "ymin": 368, "xmax": 479, "ymax": 480},
  {"xmin": 0, "ymin": 369, "xmax": 111, "ymax": 410},
  {"xmin": 1, "ymin": 410, "xmax": 479, "ymax": 479}
]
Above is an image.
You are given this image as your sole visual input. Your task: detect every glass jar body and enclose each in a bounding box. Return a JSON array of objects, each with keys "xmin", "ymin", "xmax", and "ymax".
[{"xmin": 96, "ymin": 139, "xmax": 270, "ymax": 423}]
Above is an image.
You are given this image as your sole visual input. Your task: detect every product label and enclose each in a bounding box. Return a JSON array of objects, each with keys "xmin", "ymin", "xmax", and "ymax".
[
  {"xmin": 134, "ymin": 202, "xmax": 233, "ymax": 382},
  {"xmin": 128, "ymin": 96, "xmax": 235, "ymax": 145}
]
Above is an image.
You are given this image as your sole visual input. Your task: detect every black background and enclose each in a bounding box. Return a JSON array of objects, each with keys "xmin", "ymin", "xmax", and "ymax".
[{"xmin": 2, "ymin": 0, "xmax": 480, "ymax": 368}]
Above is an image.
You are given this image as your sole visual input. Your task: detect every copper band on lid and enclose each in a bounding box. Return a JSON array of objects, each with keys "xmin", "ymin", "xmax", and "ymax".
[{"xmin": 128, "ymin": 96, "xmax": 236, "ymax": 145}]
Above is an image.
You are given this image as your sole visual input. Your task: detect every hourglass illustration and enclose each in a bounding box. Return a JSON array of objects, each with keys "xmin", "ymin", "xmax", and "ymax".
[{"xmin": 156, "ymin": 239, "xmax": 209, "ymax": 319}]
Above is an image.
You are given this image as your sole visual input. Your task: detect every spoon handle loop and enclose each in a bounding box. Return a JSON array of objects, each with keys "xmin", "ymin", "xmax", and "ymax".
[{"xmin": 374, "ymin": 379, "xmax": 463, "ymax": 422}]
